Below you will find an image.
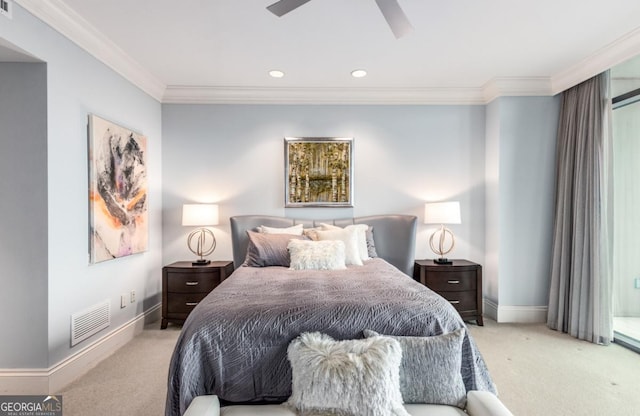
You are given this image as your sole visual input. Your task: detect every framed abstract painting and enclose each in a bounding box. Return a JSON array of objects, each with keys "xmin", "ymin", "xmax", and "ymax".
[
  {"xmin": 88, "ymin": 114, "xmax": 148, "ymax": 263},
  {"xmin": 285, "ymin": 137, "xmax": 354, "ymax": 207}
]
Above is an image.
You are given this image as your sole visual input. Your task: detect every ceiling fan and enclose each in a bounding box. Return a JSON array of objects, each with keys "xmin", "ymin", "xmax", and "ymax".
[{"xmin": 266, "ymin": 0, "xmax": 414, "ymax": 39}]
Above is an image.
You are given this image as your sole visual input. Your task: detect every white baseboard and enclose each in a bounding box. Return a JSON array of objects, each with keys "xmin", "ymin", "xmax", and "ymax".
[
  {"xmin": 0, "ymin": 304, "xmax": 161, "ymax": 395},
  {"xmin": 483, "ymin": 298, "xmax": 499, "ymax": 321},
  {"xmin": 0, "ymin": 369, "xmax": 49, "ymax": 395},
  {"xmin": 483, "ymin": 298, "xmax": 548, "ymax": 323}
]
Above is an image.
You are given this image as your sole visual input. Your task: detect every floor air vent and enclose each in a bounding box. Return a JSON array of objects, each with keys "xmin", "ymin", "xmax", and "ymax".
[
  {"xmin": 71, "ymin": 300, "xmax": 110, "ymax": 347},
  {"xmin": 0, "ymin": 0, "xmax": 12, "ymax": 19}
]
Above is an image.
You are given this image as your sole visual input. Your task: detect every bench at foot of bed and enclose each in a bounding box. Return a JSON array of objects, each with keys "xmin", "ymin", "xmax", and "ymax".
[{"xmin": 183, "ymin": 392, "xmax": 514, "ymax": 416}]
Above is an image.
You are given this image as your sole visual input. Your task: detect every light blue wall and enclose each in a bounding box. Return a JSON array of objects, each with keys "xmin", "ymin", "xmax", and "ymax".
[
  {"xmin": 0, "ymin": 5, "xmax": 163, "ymax": 368},
  {"xmin": 162, "ymin": 101, "xmax": 560, "ymax": 310},
  {"xmin": 484, "ymin": 100, "xmax": 501, "ymax": 304},
  {"xmin": 489, "ymin": 96, "xmax": 560, "ymax": 307},
  {"xmin": 0, "ymin": 62, "xmax": 48, "ymax": 367},
  {"xmin": 162, "ymin": 104, "xmax": 487, "ymax": 267}
]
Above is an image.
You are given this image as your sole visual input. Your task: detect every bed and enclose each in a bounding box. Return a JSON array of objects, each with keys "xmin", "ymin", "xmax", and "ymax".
[{"xmin": 165, "ymin": 214, "xmax": 496, "ymax": 416}]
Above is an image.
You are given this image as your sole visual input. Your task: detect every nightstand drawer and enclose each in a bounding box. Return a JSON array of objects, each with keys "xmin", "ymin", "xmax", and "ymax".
[
  {"xmin": 438, "ymin": 290, "xmax": 477, "ymax": 312},
  {"xmin": 161, "ymin": 260, "xmax": 234, "ymax": 329},
  {"xmin": 413, "ymin": 259, "xmax": 483, "ymax": 326},
  {"xmin": 166, "ymin": 271, "xmax": 219, "ymax": 293},
  {"xmin": 167, "ymin": 293, "xmax": 207, "ymax": 314},
  {"xmin": 425, "ymin": 270, "xmax": 476, "ymax": 292}
]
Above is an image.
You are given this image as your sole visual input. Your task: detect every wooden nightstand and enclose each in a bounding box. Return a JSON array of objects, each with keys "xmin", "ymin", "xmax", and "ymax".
[
  {"xmin": 161, "ymin": 260, "xmax": 234, "ymax": 329},
  {"xmin": 413, "ymin": 259, "xmax": 483, "ymax": 326}
]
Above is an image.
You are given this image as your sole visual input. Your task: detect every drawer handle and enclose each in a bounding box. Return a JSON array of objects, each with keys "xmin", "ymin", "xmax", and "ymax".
[
  {"xmin": 186, "ymin": 302, "xmax": 199, "ymax": 306},
  {"xmin": 447, "ymin": 280, "xmax": 460, "ymax": 284},
  {"xmin": 449, "ymin": 300, "xmax": 461, "ymax": 304},
  {"xmin": 185, "ymin": 281, "xmax": 199, "ymax": 286}
]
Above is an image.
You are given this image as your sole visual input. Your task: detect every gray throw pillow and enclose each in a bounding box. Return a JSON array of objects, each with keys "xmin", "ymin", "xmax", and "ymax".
[
  {"xmin": 366, "ymin": 226, "xmax": 378, "ymax": 258},
  {"xmin": 363, "ymin": 328, "xmax": 467, "ymax": 408},
  {"xmin": 243, "ymin": 230, "xmax": 307, "ymax": 267},
  {"xmin": 286, "ymin": 332, "xmax": 409, "ymax": 416}
]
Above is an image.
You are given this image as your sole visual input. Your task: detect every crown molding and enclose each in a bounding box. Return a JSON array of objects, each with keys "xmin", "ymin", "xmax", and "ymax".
[
  {"xmin": 15, "ymin": 0, "xmax": 166, "ymax": 102},
  {"xmin": 551, "ymin": 26, "xmax": 640, "ymax": 94},
  {"xmin": 482, "ymin": 77, "xmax": 554, "ymax": 103},
  {"xmin": 163, "ymin": 78, "xmax": 556, "ymax": 105},
  {"xmin": 162, "ymin": 85, "xmax": 490, "ymax": 105}
]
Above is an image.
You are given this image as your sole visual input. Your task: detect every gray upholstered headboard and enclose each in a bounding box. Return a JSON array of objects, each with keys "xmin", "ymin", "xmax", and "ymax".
[{"xmin": 230, "ymin": 215, "xmax": 417, "ymax": 276}]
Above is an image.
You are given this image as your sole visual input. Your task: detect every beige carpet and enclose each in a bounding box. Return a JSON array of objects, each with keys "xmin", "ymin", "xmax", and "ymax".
[
  {"xmin": 57, "ymin": 323, "xmax": 182, "ymax": 416},
  {"xmin": 467, "ymin": 321, "xmax": 640, "ymax": 416},
  {"xmin": 57, "ymin": 319, "xmax": 640, "ymax": 416}
]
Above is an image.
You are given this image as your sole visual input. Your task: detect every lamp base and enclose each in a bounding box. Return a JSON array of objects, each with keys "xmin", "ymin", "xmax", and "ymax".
[
  {"xmin": 433, "ymin": 258, "xmax": 452, "ymax": 265},
  {"xmin": 192, "ymin": 259, "xmax": 211, "ymax": 266}
]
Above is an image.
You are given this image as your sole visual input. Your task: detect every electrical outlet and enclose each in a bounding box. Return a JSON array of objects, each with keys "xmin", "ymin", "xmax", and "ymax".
[
  {"xmin": 634, "ymin": 278, "xmax": 640, "ymax": 289},
  {"xmin": 130, "ymin": 290, "xmax": 136, "ymax": 303},
  {"xmin": 120, "ymin": 294, "xmax": 127, "ymax": 308}
]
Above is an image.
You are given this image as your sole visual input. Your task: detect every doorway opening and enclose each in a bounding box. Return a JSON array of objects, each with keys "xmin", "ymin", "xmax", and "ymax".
[{"xmin": 611, "ymin": 56, "xmax": 640, "ymax": 353}]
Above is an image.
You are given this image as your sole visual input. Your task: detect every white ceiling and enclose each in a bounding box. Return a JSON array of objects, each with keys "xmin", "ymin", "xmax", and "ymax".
[{"xmin": 12, "ymin": 0, "xmax": 640, "ymax": 103}]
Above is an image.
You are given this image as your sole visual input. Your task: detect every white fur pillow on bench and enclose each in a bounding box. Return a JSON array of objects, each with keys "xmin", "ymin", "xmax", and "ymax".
[{"xmin": 286, "ymin": 332, "xmax": 409, "ymax": 416}]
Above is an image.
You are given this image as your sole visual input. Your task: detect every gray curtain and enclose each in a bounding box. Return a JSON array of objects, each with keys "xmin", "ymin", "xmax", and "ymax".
[{"xmin": 547, "ymin": 71, "xmax": 613, "ymax": 345}]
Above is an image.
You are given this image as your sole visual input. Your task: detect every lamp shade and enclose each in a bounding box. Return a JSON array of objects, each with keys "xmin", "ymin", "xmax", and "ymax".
[
  {"xmin": 182, "ymin": 204, "xmax": 219, "ymax": 226},
  {"xmin": 424, "ymin": 201, "xmax": 461, "ymax": 225}
]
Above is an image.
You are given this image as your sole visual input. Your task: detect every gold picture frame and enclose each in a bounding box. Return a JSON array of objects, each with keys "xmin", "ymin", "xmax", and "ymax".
[{"xmin": 285, "ymin": 137, "xmax": 354, "ymax": 207}]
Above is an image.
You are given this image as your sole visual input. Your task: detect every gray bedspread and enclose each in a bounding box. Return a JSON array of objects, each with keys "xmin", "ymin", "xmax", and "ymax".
[{"xmin": 165, "ymin": 258, "xmax": 496, "ymax": 416}]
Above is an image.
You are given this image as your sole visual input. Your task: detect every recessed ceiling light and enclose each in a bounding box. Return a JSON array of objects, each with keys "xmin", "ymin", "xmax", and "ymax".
[
  {"xmin": 351, "ymin": 69, "xmax": 367, "ymax": 78},
  {"xmin": 269, "ymin": 70, "xmax": 285, "ymax": 78}
]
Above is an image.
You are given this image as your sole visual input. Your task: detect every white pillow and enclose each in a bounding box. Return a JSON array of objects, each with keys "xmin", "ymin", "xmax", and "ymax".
[
  {"xmin": 287, "ymin": 239, "xmax": 347, "ymax": 270},
  {"xmin": 258, "ymin": 224, "xmax": 304, "ymax": 235},
  {"xmin": 286, "ymin": 332, "xmax": 408, "ymax": 416},
  {"xmin": 315, "ymin": 228, "xmax": 363, "ymax": 266},
  {"xmin": 320, "ymin": 223, "xmax": 370, "ymax": 262}
]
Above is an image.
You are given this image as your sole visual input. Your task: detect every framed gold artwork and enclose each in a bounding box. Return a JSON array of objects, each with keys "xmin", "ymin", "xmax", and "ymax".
[{"xmin": 284, "ymin": 137, "xmax": 353, "ymax": 207}]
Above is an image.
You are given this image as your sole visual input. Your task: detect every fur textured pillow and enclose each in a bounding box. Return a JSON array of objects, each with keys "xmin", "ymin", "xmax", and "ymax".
[
  {"xmin": 286, "ymin": 332, "xmax": 409, "ymax": 416},
  {"xmin": 243, "ymin": 231, "xmax": 307, "ymax": 267},
  {"xmin": 363, "ymin": 328, "xmax": 467, "ymax": 408},
  {"xmin": 287, "ymin": 239, "xmax": 347, "ymax": 270}
]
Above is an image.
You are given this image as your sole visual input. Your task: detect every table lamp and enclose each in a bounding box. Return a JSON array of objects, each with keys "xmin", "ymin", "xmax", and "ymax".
[
  {"xmin": 182, "ymin": 204, "xmax": 219, "ymax": 265},
  {"xmin": 424, "ymin": 201, "xmax": 461, "ymax": 264}
]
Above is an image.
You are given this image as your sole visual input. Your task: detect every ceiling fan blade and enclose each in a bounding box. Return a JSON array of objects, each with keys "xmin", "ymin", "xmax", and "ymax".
[
  {"xmin": 266, "ymin": 0, "xmax": 313, "ymax": 17},
  {"xmin": 374, "ymin": 0, "xmax": 414, "ymax": 38}
]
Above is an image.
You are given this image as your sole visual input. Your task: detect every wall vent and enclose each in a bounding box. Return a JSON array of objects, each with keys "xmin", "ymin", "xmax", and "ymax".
[
  {"xmin": 0, "ymin": 0, "xmax": 12, "ymax": 19},
  {"xmin": 71, "ymin": 300, "xmax": 110, "ymax": 347}
]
